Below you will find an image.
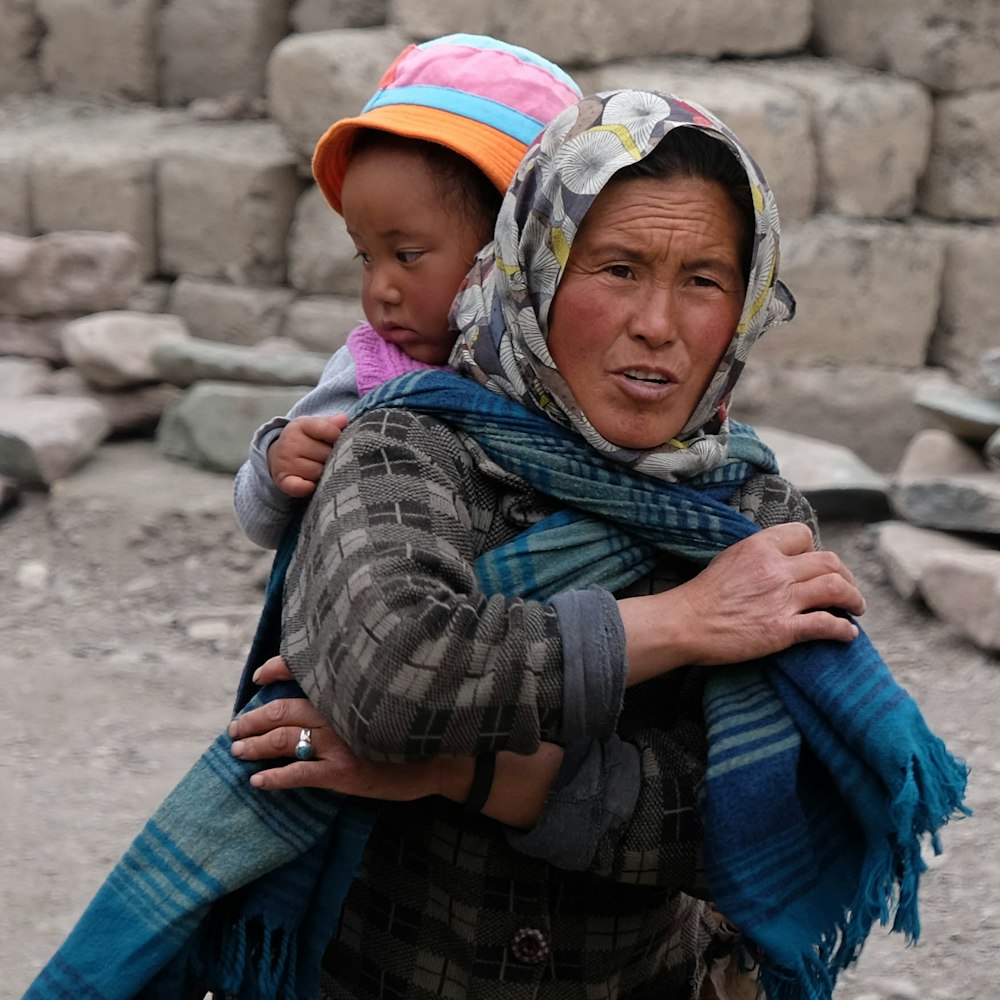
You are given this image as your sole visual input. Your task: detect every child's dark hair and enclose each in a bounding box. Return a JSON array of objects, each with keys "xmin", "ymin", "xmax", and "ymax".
[
  {"xmin": 350, "ymin": 129, "xmax": 503, "ymax": 245},
  {"xmin": 611, "ymin": 127, "xmax": 755, "ymax": 284}
]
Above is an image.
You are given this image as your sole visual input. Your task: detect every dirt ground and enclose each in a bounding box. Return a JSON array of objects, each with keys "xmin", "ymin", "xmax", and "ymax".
[{"xmin": 1, "ymin": 439, "xmax": 996, "ymax": 1000}]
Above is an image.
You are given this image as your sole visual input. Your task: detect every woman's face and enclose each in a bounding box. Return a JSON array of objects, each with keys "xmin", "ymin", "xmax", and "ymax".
[{"xmin": 546, "ymin": 175, "xmax": 746, "ymax": 450}]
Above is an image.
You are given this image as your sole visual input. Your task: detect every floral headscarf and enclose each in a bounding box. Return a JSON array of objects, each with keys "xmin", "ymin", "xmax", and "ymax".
[{"xmin": 450, "ymin": 89, "xmax": 795, "ymax": 481}]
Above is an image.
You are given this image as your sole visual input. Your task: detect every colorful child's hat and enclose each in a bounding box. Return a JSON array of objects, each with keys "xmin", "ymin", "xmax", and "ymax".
[{"xmin": 312, "ymin": 33, "xmax": 581, "ymax": 215}]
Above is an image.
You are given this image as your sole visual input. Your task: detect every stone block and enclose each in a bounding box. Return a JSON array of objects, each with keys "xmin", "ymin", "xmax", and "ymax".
[
  {"xmin": 921, "ymin": 550, "xmax": 1000, "ymax": 652},
  {"xmin": 392, "ymin": 0, "xmax": 494, "ymax": 39},
  {"xmin": 0, "ymin": 0, "xmax": 43, "ymax": 95},
  {"xmin": 920, "ymin": 89, "xmax": 1000, "ymax": 221},
  {"xmin": 0, "ymin": 316, "xmax": 71, "ymax": 364},
  {"xmin": 896, "ymin": 428, "xmax": 988, "ymax": 479},
  {"xmin": 735, "ymin": 364, "xmax": 952, "ymax": 474},
  {"xmin": 743, "ymin": 58, "xmax": 933, "ymax": 219},
  {"xmin": 169, "ymin": 277, "xmax": 295, "ymax": 346},
  {"xmin": 890, "ymin": 471, "xmax": 1000, "ymax": 535},
  {"xmin": 157, "ymin": 121, "xmax": 305, "ymax": 284},
  {"xmin": 30, "ymin": 145, "xmax": 158, "ymax": 276},
  {"xmin": 0, "ymin": 231, "xmax": 142, "ymax": 316},
  {"xmin": 0, "ymin": 153, "xmax": 32, "ymax": 234},
  {"xmin": 151, "ymin": 338, "xmax": 327, "ymax": 388},
  {"xmin": 267, "ymin": 27, "xmax": 408, "ymax": 162},
  {"xmin": 0, "ymin": 396, "xmax": 109, "ymax": 486},
  {"xmin": 283, "ymin": 295, "xmax": 361, "ymax": 354},
  {"xmin": 876, "ymin": 520, "xmax": 987, "ymax": 603},
  {"xmin": 287, "ymin": 184, "xmax": 360, "ymax": 294},
  {"xmin": 913, "ymin": 382, "xmax": 1000, "ymax": 445},
  {"xmin": 755, "ymin": 425, "xmax": 890, "ymax": 521},
  {"xmin": 36, "ymin": 0, "xmax": 158, "ymax": 101},
  {"xmin": 916, "ymin": 222, "xmax": 1000, "ymax": 381},
  {"xmin": 51, "ymin": 370, "xmax": 181, "ymax": 437},
  {"xmin": 291, "ymin": 0, "xmax": 387, "ymax": 32},
  {"xmin": 60, "ymin": 311, "xmax": 190, "ymax": 390},
  {"xmin": 157, "ymin": 0, "xmax": 293, "ymax": 107},
  {"xmin": 760, "ymin": 217, "xmax": 944, "ymax": 368},
  {"xmin": 813, "ymin": 0, "xmax": 1000, "ymax": 93},
  {"xmin": 588, "ymin": 58, "xmax": 816, "ymax": 221},
  {"xmin": 127, "ymin": 281, "xmax": 173, "ymax": 315},
  {"xmin": 157, "ymin": 380, "xmax": 315, "ymax": 473},
  {"xmin": 496, "ymin": 0, "xmax": 809, "ymax": 66},
  {"xmin": 0, "ymin": 357, "xmax": 54, "ymax": 397}
]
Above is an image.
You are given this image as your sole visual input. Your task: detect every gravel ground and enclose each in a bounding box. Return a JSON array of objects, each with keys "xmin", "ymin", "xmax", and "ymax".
[{"xmin": 1, "ymin": 440, "xmax": 994, "ymax": 1000}]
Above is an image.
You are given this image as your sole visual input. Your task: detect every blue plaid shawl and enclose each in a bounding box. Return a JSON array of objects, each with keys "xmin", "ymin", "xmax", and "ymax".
[{"xmin": 24, "ymin": 371, "xmax": 968, "ymax": 1000}]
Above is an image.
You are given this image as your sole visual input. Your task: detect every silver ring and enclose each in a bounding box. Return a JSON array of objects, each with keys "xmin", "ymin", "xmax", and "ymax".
[{"xmin": 295, "ymin": 727, "xmax": 313, "ymax": 761}]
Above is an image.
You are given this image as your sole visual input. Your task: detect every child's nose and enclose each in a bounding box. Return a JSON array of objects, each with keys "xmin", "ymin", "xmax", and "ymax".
[{"xmin": 370, "ymin": 265, "xmax": 402, "ymax": 305}]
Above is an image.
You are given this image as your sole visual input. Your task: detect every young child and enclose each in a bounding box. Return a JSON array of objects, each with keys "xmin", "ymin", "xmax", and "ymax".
[{"xmin": 234, "ymin": 34, "xmax": 581, "ymax": 547}]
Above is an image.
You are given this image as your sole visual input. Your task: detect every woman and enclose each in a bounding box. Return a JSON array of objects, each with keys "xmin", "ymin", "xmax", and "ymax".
[
  {"xmin": 26, "ymin": 91, "xmax": 963, "ymax": 1000},
  {"xmin": 227, "ymin": 91, "xmax": 965, "ymax": 1000}
]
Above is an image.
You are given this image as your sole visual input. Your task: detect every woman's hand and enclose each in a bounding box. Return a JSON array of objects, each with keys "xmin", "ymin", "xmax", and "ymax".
[
  {"xmin": 230, "ymin": 656, "xmax": 464, "ymax": 798},
  {"xmin": 620, "ymin": 522, "xmax": 867, "ymax": 684},
  {"xmin": 232, "ymin": 656, "xmax": 564, "ymax": 827}
]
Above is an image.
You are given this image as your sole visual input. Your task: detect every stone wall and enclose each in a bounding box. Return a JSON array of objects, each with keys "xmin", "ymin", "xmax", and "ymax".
[{"xmin": 0, "ymin": 0, "xmax": 998, "ymax": 478}]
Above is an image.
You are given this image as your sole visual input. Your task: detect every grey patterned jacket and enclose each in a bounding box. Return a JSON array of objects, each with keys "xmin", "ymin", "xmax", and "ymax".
[{"xmin": 281, "ymin": 407, "xmax": 816, "ymax": 1000}]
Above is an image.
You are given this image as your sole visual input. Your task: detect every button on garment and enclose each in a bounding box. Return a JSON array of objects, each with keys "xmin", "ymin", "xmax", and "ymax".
[{"xmin": 511, "ymin": 927, "xmax": 551, "ymax": 965}]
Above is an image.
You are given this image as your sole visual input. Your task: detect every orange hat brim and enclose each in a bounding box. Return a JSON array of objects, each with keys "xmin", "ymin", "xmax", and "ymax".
[{"xmin": 312, "ymin": 104, "xmax": 528, "ymax": 215}]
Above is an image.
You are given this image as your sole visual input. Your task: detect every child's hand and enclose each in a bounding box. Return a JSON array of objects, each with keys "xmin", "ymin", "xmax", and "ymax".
[{"xmin": 267, "ymin": 414, "xmax": 348, "ymax": 498}]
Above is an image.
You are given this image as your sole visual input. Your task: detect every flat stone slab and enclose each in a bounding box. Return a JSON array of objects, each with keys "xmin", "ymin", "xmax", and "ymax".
[
  {"xmin": 921, "ymin": 550, "xmax": 1000, "ymax": 653},
  {"xmin": 157, "ymin": 380, "xmax": 314, "ymax": 473},
  {"xmin": 913, "ymin": 383, "xmax": 1000, "ymax": 445},
  {"xmin": 876, "ymin": 520, "xmax": 990, "ymax": 602},
  {"xmin": 890, "ymin": 473, "xmax": 1000, "ymax": 535},
  {"xmin": 151, "ymin": 337, "xmax": 328, "ymax": 388},
  {"xmin": 0, "ymin": 396, "xmax": 109, "ymax": 486},
  {"xmin": 756, "ymin": 425, "xmax": 890, "ymax": 521}
]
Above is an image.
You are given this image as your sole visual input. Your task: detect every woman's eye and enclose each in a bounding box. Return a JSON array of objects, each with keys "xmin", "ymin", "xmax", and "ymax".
[
  {"xmin": 691, "ymin": 275, "xmax": 721, "ymax": 289},
  {"xmin": 397, "ymin": 250, "xmax": 424, "ymax": 264},
  {"xmin": 606, "ymin": 264, "xmax": 633, "ymax": 279}
]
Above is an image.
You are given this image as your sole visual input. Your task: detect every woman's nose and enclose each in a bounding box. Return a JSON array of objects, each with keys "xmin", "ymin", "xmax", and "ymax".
[{"xmin": 629, "ymin": 286, "xmax": 675, "ymax": 345}]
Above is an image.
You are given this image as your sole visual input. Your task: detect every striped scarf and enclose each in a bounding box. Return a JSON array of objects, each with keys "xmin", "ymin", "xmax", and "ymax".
[{"xmin": 24, "ymin": 371, "xmax": 969, "ymax": 1000}]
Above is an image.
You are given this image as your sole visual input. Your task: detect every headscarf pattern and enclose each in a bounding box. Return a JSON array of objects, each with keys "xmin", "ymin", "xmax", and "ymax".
[{"xmin": 451, "ymin": 89, "xmax": 795, "ymax": 481}]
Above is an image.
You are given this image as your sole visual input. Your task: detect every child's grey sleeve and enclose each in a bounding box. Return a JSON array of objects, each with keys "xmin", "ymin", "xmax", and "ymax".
[{"xmin": 233, "ymin": 346, "xmax": 361, "ymax": 549}]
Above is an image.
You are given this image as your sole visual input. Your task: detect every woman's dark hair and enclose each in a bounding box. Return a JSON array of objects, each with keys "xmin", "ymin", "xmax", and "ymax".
[
  {"xmin": 349, "ymin": 129, "xmax": 503, "ymax": 246},
  {"xmin": 611, "ymin": 127, "xmax": 755, "ymax": 283}
]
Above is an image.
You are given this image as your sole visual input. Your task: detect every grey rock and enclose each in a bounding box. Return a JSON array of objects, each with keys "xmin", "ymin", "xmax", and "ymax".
[
  {"xmin": 0, "ymin": 396, "xmax": 109, "ymax": 486},
  {"xmin": 287, "ymin": 184, "xmax": 361, "ymax": 294},
  {"xmin": 290, "ymin": 0, "xmax": 385, "ymax": 31},
  {"xmin": 151, "ymin": 337, "xmax": 327, "ymax": 389},
  {"xmin": 156, "ymin": 380, "xmax": 314, "ymax": 473},
  {"xmin": 60, "ymin": 311, "xmax": 190, "ymax": 390},
  {"xmin": 0, "ymin": 473, "xmax": 20, "ymax": 520},
  {"xmin": 127, "ymin": 281, "xmax": 173, "ymax": 315},
  {"xmin": 921, "ymin": 551, "xmax": 1000, "ymax": 653},
  {"xmin": 913, "ymin": 382, "xmax": 1000, "ymax": 445},
  {"xmin": 282, "ymin": 295, "xmax": 359, "ymax": 354},
  {"xmin": 0, "ymin": 231, "xmax": 142, "ymax": 317},
  {"xmin": 980, "ymin": 347, "xmax": 1000, "ymax": 400},
  {"xmin": 986, "ymin": 428, "xmax": 1000, "ymax": 471},
  {"xmin": 0, "ymin": 316, "xmax": 71, "ymax": 365},
  {"xmin": 50, "ymin": 371, "xmax": 181, "ymax": 437},
  {"xmin": 890, "ymin": 474, "xmax": 1000, "ymax": 535},
  {"xmin": 756, "ymin": 425, "xmax": 890, "ymax": 521},
  {"xmin": 896, "ymin": 429, "xmax": 986, "ymax": 479},
  {"xmin": 0, "ymin": 358, "xmax": 54, "ymax": 397},
  {"xmin": 876, "ymin": 520, "xmax": 987, "ymax": 603},
  {"xmin": 168, "ymin": 277, "xmax": 295, "ymax": 346}
]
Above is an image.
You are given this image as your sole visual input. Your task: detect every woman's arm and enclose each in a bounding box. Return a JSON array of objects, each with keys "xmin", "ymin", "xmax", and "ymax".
[{"xmin": 280, "ymin": 409, "xmax": 583, "ymax": 762}]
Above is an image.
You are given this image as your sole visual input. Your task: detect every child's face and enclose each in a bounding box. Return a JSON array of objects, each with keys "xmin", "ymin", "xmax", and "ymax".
[{"xmin": 341, "ymin": 144, "xmax": 489, "ymax": 366}]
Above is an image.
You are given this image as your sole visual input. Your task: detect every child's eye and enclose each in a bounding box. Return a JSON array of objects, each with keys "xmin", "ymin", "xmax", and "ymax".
[
  {"xmin": 354, "ymin": 250, "xmax": 372, "ymax": 265},
  {"xmin": 397, "ymin": 250, "xmax": 424, "ymax": 264}
]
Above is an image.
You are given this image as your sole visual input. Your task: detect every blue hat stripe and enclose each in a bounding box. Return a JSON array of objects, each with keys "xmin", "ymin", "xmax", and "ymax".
[{"xmin": 362, "ymin": 85, "xmax": 544, "ymax": 146}]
